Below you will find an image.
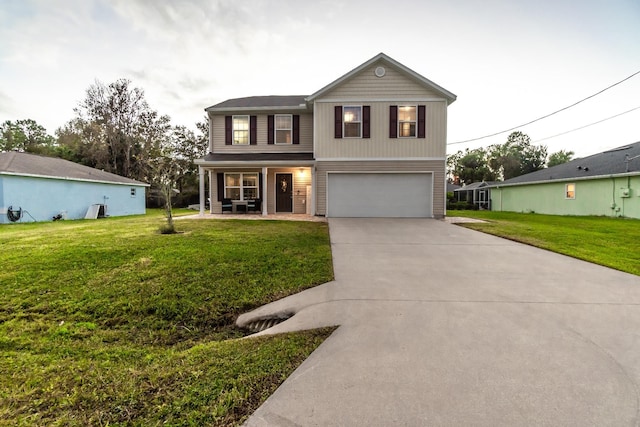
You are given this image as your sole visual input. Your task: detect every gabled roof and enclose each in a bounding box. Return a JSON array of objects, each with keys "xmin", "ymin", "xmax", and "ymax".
[
  {"xmin": 447, "ymin": 182, "xmax": 462, "ymax": 192},
  {"xmin": 0, "ymin": 152, "xmax": 149, "ymax": 186},
  {"xmin": 454, "ymin": 181, "xmax": 497, "ymax": 191},
  {"xmin": 306, "ymin": 52, "xmax": 457, "ymax": 104},
  {"xmin": 497, "ymin": 141, "xmax": 640, "ymax": 186},
  {"xmin": 205, "ymin": 95, "xmax": 308, "ymax": 112}
]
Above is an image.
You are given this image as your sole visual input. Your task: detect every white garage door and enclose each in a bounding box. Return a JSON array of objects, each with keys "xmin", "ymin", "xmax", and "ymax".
[{"xmin": 327, "ymin": 173, "xmax": 432, "ymax": 218}]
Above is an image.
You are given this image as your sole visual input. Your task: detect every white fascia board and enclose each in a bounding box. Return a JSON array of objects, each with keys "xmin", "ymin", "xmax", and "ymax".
[
  {"xmin": 315, "ymin": 157, "xmax": 445, "ymax": 161},
  {"xmin": 0, "ymin": 171, "xmax": 150, "ymax": 187},
  {"xmin": 314, "ymin": 98, "xmax": 448, "ymax": 103},
  {"xmin": 492, "ymin": 171, "xmax": 640, "ymax": 188}
]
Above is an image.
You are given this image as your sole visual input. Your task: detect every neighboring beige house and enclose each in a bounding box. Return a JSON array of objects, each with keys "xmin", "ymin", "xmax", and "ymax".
[{"xmin": 196, "ymin": 53, "xmax": 456, "ymax": 218}]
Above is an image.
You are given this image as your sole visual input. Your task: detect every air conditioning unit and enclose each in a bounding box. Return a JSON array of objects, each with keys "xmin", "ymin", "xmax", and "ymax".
[{"xmin": 620, "ymin": 188, "xmax": 631, "ymax": 198}]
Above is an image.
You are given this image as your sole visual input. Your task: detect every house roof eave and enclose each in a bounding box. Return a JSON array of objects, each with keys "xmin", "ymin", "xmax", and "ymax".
[
  {"xmin": 205, "ymin": 104, "xmax": 310, "ymax": 113},
  {"xmin": 488, "ymin": 171, "xmax": 640, "ymax": 188},
  {"xmin": 195, "ymin": 160, "xmax": 315, "ymax": 168},
  {"xmin": 306, "ymin": 52, "xmax": 457, "ymax": 104},
  {"xmin": 0, "ymin": 171, "xmax": 151, "ymax": 187}
]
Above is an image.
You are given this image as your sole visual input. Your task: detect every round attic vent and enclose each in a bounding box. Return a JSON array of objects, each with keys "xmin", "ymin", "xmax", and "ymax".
[{"xmin": 374, "ymin": 66, "xmax": 386, "ymax": 77}]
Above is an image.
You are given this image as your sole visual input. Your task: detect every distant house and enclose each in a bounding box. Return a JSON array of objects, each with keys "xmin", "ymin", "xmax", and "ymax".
[
  {"xmin": 0, "ymin": 152, "xmax": 149, "ymax": 223},
  {"xmin": 490, "ymin": 142, "xmax": 640, "ymax": 218},
  {"xmin": 453, "ymin": 181, "xmax": 495, "ymax": 209},
  {"xmin": 195, "ymin": 53, "xmax": 457, "ymax": 218},
  {"xmin": 446, "ymin": 182, "xmax": 461, "ymax": 193}
]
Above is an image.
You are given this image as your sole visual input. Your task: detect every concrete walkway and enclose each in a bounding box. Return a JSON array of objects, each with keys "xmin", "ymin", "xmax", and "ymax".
[{"xmin": 240, "ymin": 218, "xmax": 640, "ymax": 426}]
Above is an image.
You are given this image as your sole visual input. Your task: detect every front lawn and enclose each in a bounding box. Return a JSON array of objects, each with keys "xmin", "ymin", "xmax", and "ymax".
[
  {"xmin": 450, "ymin": 210, "xmax": 640, "ymax": 276},
  {"xmin": 0, "ymin": 211, "xmax": 334, "ymax": 425}
]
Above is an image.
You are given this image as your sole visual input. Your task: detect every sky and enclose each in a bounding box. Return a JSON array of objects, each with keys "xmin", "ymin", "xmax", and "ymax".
[{"xmin": 1, "ymin": 0, "xmax": 639, "ymax": 159}]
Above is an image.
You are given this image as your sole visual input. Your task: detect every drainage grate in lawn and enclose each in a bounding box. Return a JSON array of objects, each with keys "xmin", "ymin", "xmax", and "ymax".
[{"xmin": 244, "ymin": 315, "xmax": 292, "ymax": 333}]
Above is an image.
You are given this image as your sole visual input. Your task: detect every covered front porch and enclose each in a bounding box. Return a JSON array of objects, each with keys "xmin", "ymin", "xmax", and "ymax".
[{"xmin": 196, "ymin": 154, "xmax": 315, "ymax": 217}]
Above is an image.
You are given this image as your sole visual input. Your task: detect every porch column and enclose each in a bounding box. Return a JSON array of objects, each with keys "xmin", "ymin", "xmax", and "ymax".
[
  {"xmin": 198, "ymin": 166, "xmax": 205, "ymax": 216},
  {"xmin": 208, "ymin": 170, "xmax": 213, "ymax": 213},
  {"xmin": 310, "ymin": 165, "xmax": 316, "ymax": 216},
  {"xmin": 262, "ymin": 167, "xmax": 268, "ymax": 216}
]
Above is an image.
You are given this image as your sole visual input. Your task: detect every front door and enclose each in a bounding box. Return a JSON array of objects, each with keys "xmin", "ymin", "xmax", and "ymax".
[{"xmin": 276, "ymin": 173, "xmax": 293, "ymax": 213}]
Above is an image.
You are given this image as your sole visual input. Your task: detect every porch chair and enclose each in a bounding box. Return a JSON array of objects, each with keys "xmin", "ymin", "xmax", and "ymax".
[
  {"xmin": 221, "ymin": 198, "xmax": 233, "ymax": 213},
  {"xmin": 247, "ymin": 198, "xmax": 261, "ymax": 213}
]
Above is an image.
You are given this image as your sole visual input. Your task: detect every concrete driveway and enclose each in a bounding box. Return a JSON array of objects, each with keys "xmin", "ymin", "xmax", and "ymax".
[{"xmin": 240, "ymin": 218, "xmax": 640, "ymax": 426}]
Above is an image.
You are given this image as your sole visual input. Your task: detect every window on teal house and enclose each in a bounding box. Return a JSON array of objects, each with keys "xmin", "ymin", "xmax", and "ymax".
[{"xmin": 565, "ymin": 183, "xmax": 575, "ymax": 199}]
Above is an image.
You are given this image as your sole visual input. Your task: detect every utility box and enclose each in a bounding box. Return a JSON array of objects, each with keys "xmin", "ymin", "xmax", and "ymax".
[{"xmin": 620, "ymin": 188, "xmax": 631, "ymax": 198}]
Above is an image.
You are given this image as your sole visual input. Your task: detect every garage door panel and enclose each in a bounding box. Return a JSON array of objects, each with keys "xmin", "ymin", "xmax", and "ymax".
[{"xmin": 327, "ymin": 173, "xmax": 432, "ymax": 217}]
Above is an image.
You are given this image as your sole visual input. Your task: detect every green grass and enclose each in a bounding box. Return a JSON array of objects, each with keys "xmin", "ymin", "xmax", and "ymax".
[
  {"xmin": 450, "ymin": 210, "xmax": 640, "ymax": 276},
  {"xmin": 0, "ymin": 210, "xmax": 335, "ymax": 426}
]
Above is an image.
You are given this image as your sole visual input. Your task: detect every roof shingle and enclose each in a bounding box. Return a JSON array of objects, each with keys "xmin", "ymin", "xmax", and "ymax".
[
  {"xmin": 0, "ymin": 152, "xmax": 148, "ymax": 185},
  {"xmin": 206, "ymin": 95, "xmax": 308, "ymax": 111},
  {"xmin": 500, "ymin": 141, "xmax": 640, "ymax": 185}
]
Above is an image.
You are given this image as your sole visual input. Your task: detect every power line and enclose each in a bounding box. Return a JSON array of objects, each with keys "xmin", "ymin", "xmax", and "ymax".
[
  {"xmin": 532, "ymin": 105, "xmax": 640, "ymax": 143},
  {"xmin": 448, "ymin": 69, "xmax": 640, "ymax": 145}
]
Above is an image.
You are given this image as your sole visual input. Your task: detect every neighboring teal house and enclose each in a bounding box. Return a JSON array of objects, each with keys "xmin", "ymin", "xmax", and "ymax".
[
  {"xmin": 490, "ymin": 141, "xmax": 640, "ymax": 218},
  {"xmin": 0, "ymin": 152, "xmax": 149, "ymax": 224}
]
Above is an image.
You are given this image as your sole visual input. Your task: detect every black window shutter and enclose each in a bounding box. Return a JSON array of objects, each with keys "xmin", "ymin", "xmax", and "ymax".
[
  {"xmin": 217, "ymin": 173, "xmax": 224, "ymax": 201},
  {"xmin": 268, "ymin": 115, "xmax": 275, "ymax": 144},
  {"xmin": 250, "ymin": 116, "xmax": 257, "ymax": 145},
  {"xmin": 258, "ymin": 172, "xmax": 263, "ymax": 199},
  {"xmin": 225, "ymin": 116, "xmax": 232, "ymax": 145},
  {"xmin": 362, "ymin": 106, "xmax": 370, "ymax": 138},
  {"xmin": 418, "ymin": 105, "xmax": 426, "ymax": 138},
  {"xmin": 389, "ymin": 106, "xmax": 398, "ymax": 138},
  {"xmin": 334, "ymin": 106, "xmax": 342, "ymax": 139},
  {"xmin": 293, "ymin": 115, "xmax": 300, "ymax": 144}
]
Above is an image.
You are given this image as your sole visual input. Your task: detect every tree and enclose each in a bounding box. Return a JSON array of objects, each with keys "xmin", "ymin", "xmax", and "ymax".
[
  {"xmin": 69, "ymin": 79, "xmax": 165, "ymax": 182},
  {"xmin": 488, "ymin": 131, "xmax": 547, "ymax": 180},
  {"xmin": 151, "ymin": 153, "xmax": 180, "ymax": 234},
  {"xmin": 450, "ymin": 148, "xmax": 497, "ymax": 185},
  {"xmin": 0, "ymin": 119, "xmax": 55, "ymax": 154},
  {"xmin": 547, "ymin": 150, "xmax": 574, "ymax": 167}
]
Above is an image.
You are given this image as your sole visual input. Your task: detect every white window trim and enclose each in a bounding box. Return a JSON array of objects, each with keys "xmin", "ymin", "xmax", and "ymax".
[
  {"xmin": 398, "ymin": 105, "xmax": 417, "ymax": 138},
  {"xmin": 224, "ymin": 172, "xmax": 258, "ymax": 201},
  {"xmin": 232, "ymin": 115, "xmax": 250, "ymax": 145},
  {"xmin": 343, "ymin": 105, "xmax": 362, "ymax": 139},
  {"xmin": 565, "ymin": 183, "xmax": 576, "ymax": 199},
  {"xmin": 275, "ymin": 114, "xmax": 292, "ymax": 144}
]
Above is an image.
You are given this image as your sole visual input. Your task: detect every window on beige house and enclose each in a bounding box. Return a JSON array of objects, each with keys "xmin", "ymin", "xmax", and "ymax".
[
  {"xmin": 275, "ymin": 115, "xmax": 292, "ymax": 144},
  {"xmin": 233, "ymin": 116, "xmax": 249, "ymax": 145},
  {"xmin": 225, "ymin": 173, "xmax": 258, "ymax": 200},
  {"xmin": 343, "ymin": 106, "xmax": 362, "ymax": 138},
  {"xmin": 398, "ymin": 106, "xmax": 417, "ymax": 138}
]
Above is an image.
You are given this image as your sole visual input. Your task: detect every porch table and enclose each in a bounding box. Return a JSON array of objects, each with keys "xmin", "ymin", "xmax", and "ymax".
[{"xmin": 231, "ymin": 200, "xmax": 248, "ymax": 213}]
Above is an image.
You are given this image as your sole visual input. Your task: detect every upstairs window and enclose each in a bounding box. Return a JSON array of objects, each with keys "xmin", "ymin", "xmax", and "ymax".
[
  {"xmin": 565, "ymin": 183, "xmax": 576, "ymax": 199},
  {"xmin": 268, "ymin": 115, "xmax": 300, "ymax": 144},
  {"xmin": 390, "ymin": 105, "xmax": 426, "ymax": 139},
  {"xmin": 334, "ymin": 106, "xmax": 369, "ymax": 139},
  {"xmin": 233, "ymin": 115, "xmax": 249, "ymax": 145},
  {"xmin": 275, "ymin": 115, "xmax": 292, "ymax": 144},
  {"xmin": 343, "ymin": 106, "xmax": 362, "ymax": 138},
  {"xmin": 398, "ymin": 106, "xmax": 417, "ymax": 138},
  {"xmin": 225, "ymin": 115, "xmax": 257, "ymax": 145}
]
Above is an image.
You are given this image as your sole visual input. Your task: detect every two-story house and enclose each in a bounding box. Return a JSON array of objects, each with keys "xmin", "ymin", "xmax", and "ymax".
[{"xmin": 196, "ymin": 53, "xmax": 456, "ymax": 218}]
